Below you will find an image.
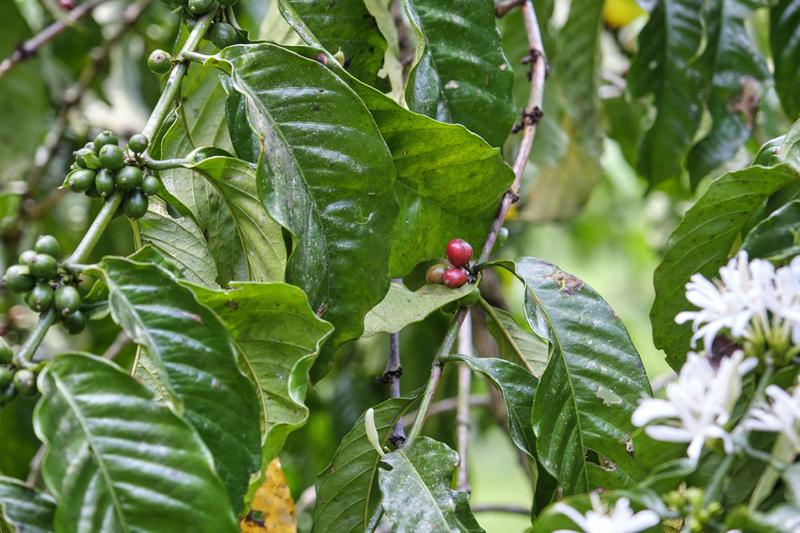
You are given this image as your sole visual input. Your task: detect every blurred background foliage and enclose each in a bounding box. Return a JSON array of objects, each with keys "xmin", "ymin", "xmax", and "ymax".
[{"xmin": 0, "ymin": 0, "xmax": 791, "ymax": 530}]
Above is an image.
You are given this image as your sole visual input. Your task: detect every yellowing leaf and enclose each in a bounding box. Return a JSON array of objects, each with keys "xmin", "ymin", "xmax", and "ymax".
[{"xmin": 241, "ymin": 459, "xmax": 297, "ymax": 533}]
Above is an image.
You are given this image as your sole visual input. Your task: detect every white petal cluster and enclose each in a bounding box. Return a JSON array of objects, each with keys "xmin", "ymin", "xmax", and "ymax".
[
  {"xmin": 553, "ymin": 494, "xmax": 659, "ymax": 533},
  {"xmin": 632, "ymin": 351, "xmax": 756, "ymax": 462},
  {"xmin": 742, "ymin": 381, "xmax": 800, "ymax": 451},
  {"xmin": 675, "ymin": 252, "xmax": 782, "ymax": 349}
]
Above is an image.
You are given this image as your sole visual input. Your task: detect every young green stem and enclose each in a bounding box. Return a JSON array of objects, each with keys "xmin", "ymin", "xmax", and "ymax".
[
  {"xmin": 14, "ymin": 308, "xmax": 56, "ymax": 367},
  {"xmin": 66, "ymin": 192, "xmax": 123, "ymax": 265},
  {"xmin": 141, "ymin": 155, "xmax": 190, "ymax": 170}
]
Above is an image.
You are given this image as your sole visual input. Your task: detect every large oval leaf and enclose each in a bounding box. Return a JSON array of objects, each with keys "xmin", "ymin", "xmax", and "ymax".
[
  {"xmin": 34, "ymin": 353, "xmax": 237, "ymax": 533},
  {"xmin": 771, "ymin": 0, "xmax": 800, "ymax": 119},
  {"xmin": 742, "ymin": 199, "xmax": 800, "ymax": 262},
  {"xmin": 0, "ymin": 476, "xmax": 55, "ymax": 533},
  {"xmin": 210, "ymin": 43, "xmax": 398, "ymax": 376},
  {"xmin": 651, "ymin": 164, "xmax": 799, "ymax": 368},
  {"xmin": 482, "ymin": 302, "xmax": 548, "ymax": 377},
  {"xmin": 404, "ymin": 0, "xmax": 515, "ymax": 147},
  {"xmin": 503, "ymin": 258, "xmax": 651, "ymax": 496},
  {"xmin": 94, "ymin": 257, "xmax": 262, "ymax": 513}
]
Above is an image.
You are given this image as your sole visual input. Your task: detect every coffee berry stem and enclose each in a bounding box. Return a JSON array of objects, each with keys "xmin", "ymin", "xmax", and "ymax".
[
  {"xmin": 66, "ymin": 192, "xmax": 124, "ymax": 265},
  {"xmin": 181, "ymin": 50, "xmax": 212, "ymax": 64},
  {"xmin": 14, "ymin": 308, "xmax": 57, "ymax": 368},
  {"xmin": 141, "ymin": 154, "xmax": 191, "ymax": 170}
]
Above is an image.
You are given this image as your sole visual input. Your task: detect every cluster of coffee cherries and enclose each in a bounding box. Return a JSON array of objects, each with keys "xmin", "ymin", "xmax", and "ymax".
[
  {"xmin": 2, "ymin": 235, "xmax": 87, "ymax": 334},
  {"xmin": 0, "ymin": 339, "xmax": 36, "ymax": 406},
  {"xmin": 426, "ymin": 239, "xmax": 475, "ymax": 288},
  {"xmin": 67, "ymin": 130, "xmax": 160, "ymax": 219}
]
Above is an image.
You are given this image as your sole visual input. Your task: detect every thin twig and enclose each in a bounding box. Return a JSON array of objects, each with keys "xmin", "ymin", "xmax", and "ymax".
[
  {"xmin": 26, "ymin": 445, "xmax": 46, "ymax": 487},
  {"xmin": 381, "ymin": 279, "xmax": 406, "ymax": 446},
  {"xmin": 401, "ymin": 395, "xmax": 491, "ymax": 427},
  {"xmin": 456, "ymin": 311, "xmax": 473, "ymax": 492},
  {"xmin": 494, "ymin": 0, "xmax": 525, "ymax": 17},
  {"xmin": 102, "ymin": 331, "xmax": 130, "ymax": 359},
  {"xmin": 471, "ymin": 503, "xmax": 530, "ymax": 515},
  {"xmin": 0, "ymin": 0, "xmax": 113, "ymax": 80}
]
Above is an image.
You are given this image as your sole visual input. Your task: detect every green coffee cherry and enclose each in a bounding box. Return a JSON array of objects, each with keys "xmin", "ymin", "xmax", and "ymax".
[
  {"xmin": 0, "ymin": 338, "xmax": 12, "ymax": 365},
  {"xmin": 456, "ymin": 289, "xmax": 480, "ymax": 307},
  {"xmin": 13, "ymin": 370, "xmax": 36, "ymax": 397},
  {"xmin": 123, "ymin": 190, "xmax": 149, "ymax": 220},
  {"xmin": 61, "ymin": 310, "xmax": 86, "ymax": 334},
  {"xmin": 141, "ymin": 175, "xmax": 161, "ymax": 196},
  {"xmin": 148, "ymin": 49, "xmax": 173, "ymax": 74},
  {"xmin": 187, "ymin": 0, "xmax": 216, "ymax": 15},
  {"xmin": 68, "ymin": 169, "xmax": 96, "ymax": 193},
  {"xmin": 0, "ymin": 368, "xmax": 12, "ymax": 390},
  {"xmin": 18, "ymin": 250, "xmax": 37, "ymax": 265},
  {"xmin": 128, "ymin": 134, "xmax": 149, "ymax": 154},
  {"xmin": 75, "ymin": 147, "xmax": 102, "ymax": 170},
  {"xmin": 55, "ymin": 285, "xmax": 81, "ymax": 316},
  {"xmin": 29, "ymin": 254, "xmax": 58, "ymax": 280},
  {"xmin": 93, "ymin": 130, "xmax": 118, "ymax": 151},
  {"xmin": 95, "ymin": 168, "xmax": 116, "ymax": 197},
  {"xmin": 116, "ymin": 166, "xmax": 143, "ymax": 191},
  {"xmin": 28, "ymin": 283, "xmax": 54, "ymax": 312},
  {"xmin": 99, "ymin": 144, "xmax": 125, "ymax": 171},
  {"xmin": 3, "ymin": 265, "xmax": 35, "ymax": 293},
  {"xmin": 34, "ymin": 235, "xmax": 61, "ymax": 259},
  {"xmin": 208, "ymin": 21, "xmax": 237, "ymax": 49}
]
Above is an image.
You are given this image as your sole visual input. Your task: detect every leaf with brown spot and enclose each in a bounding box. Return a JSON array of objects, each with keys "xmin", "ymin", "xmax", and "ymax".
[{"xmin": 241, "ymin": 459, "xmax": 296, "ymax": 533}]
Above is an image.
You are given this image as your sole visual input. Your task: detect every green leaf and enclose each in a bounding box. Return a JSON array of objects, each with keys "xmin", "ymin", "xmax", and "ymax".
[
  {"xmin": 686, "ymin": 0, "xmax": 768, "ymax": 186},
  {"xmin": 94, "ymin": 257, "xmax": 262, "ymax": 513},
  {"xmin": 313, "ymin": 396, "xmax": 416, "ymax": 533},
  {"xmin": 378, "ymin": 437, "xmax": 483, "ymax": 533},
  {"xmin": 211, "ymin": 43, "xmax": 398, "ymax": 376},
  {"xmin": 363, "ymin": 281, "xmax": 475, "ymax": 337},
  {"xmin": 482, "ymin": 304, "xmax": 548, "ymax": 377},
  {"xmin": 651, "ymin": 164, "xmax": 799, "ymax": 368},
  {"xmin": 0, "ymin": 476, "xmax": 55, "ymax": 533},
  {"xmin": 503, "ymin": 258, "xmax": 651, "ymax": 495},
  {"xmin": 279, "ymin": 0, "xmax": 389, "ymax": 89},
  {"xmin": 33, "ymin": 353, "xmax": 237, "ymax": 533},
  {"xmin": 139, "ymin": 197, "xmax": 220, "ymax": 287},
  {"xmin": 259, "ymin": 0, "xmax": 303, "ymax": 44},
  {"xmin": 188, "ymin": 282, "xmax": 333, "ymax": 495},
  {"xmin": 440, "ymin": 355, "xmax": 537, "ymax": 461},
  {"xmin": 742, "ymin": 199, "xmax": 800, "ymax": 262},
  {"xmin": 288, "ymin": 46, "xmax": 514, "ymax": 275},
  {"xmin": 628, "ymin": 0, "xmax": 707, "ymax": 185},
  {"xmin": 771, "ymin": 0, "xmax": 800, "ymax": 119},
  {"xmin": 403, "ymin": 0, "xmax": 515, "ymax": 147}
]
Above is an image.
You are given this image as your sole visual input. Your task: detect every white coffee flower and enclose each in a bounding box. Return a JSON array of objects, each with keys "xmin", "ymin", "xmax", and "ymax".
[
  {"xmin": 742, "ymin": 382, "xmax": 800, "ymax": 450},
  {"xmin": 632, "ymin": 351, "xmax": 756, "ymax": 462},
  {"xmin": 552, "ymin": 494, "xmax": 659, "ymax": 533}
]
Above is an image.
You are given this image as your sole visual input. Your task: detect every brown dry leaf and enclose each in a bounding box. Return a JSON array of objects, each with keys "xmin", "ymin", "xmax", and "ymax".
[{"xmin": 241, "ymin": 459, "xmax": 297, "ymax": 533}]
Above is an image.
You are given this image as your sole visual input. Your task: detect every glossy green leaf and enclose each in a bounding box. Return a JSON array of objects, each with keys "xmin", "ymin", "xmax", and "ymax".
[
  {"xmin": 34, "ymin": 353, "xmax": 237, "ymax": 533},
  {"xmin": 0, "ymin": 476, "xmax": 55, "ymax": 533},
  {"xmin": 404, "ymin": 0, "xmax": 515, "ymax": 147},
  {"xmin": 686, "ymin": 0, "xmax": 768, "ymax": 186},
  {"xmin": 189, "ymin": 282, "xmax": 333, "ymax": 495},
  {"xmin": 440, "ymin": 355, "xmax": 537, "ymax": 461},
  {"xmin": 363, "ymin": 281, "xmax": 475, "ymax": 337},
  {"xmin": 771, "ymin": 0, "xmax": 800, "ymax": 119},
  {"xmin": 259, "ymin": 0, "xmax": 303, "ymax": 44},
  {"xmin": 313, "ymin": 396, "xmax": 416, "ymax": 533},
  {"xmin": 503, "ymin": 258, "xmax": 651, "ymax": 495},
  {"xmin": 288, "ymin": 46, "xmax": 514, "ymax": 275},
  {"xmin": 211, "ymin": 43, "xmax": 398, "ymax": 376},
  {"xmin": 279, "ymin": 0, "xmax": 389, "ymax": 89},
  {"xmin": 378, "ymin": 437, "xmax": 483, "ymax": 533},
  {"xmin": 651, "ymin": 164, "xmax": 799, "ymax": 368},
  {"xmin": 139, "ymin": 197, "xmax": 220, "ymax": 287},
  {"xmin": 628, "ymin": 0, "xmax": 707, "ymax": 185},
  {"xmin": 742, "ymin": 199, "xmax": 800, "ymax": 262},
  {"xmin": 483, "ymin": 304, "xmax": 548, "ymax": 377},
  {"xmin": 94, "ymin": 257, "xmax": 262, "ymax": 513}
]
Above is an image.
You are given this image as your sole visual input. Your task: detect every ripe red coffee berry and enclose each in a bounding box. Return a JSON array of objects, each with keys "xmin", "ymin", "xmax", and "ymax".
[
  {"xmin": 446, "ymin": 239, "xmax": 472, "ymax": 267},
  {"xmin": 442, "ymin": 267, "xmax": 468, "ymax": 288}
]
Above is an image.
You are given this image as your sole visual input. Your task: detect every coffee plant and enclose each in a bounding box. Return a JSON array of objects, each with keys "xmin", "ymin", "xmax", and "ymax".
[{"xmin": 3, "ymin": 0, "xmax": 800, "ymax": 531}]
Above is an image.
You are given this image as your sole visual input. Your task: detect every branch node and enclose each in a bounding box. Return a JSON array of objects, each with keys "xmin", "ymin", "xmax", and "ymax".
[{"xmin": 376, "ymin": 367, "xmax": 403, "ymax": 385}]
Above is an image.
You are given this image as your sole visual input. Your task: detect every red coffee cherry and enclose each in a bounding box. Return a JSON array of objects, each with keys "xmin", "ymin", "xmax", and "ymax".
[
  {"xmin": 442, "ymin": 267, "xmax": 468, "ymax": 288},
  {"xmin": 446, "ymin": 239, "xmax": 473, "ymax": 267}
]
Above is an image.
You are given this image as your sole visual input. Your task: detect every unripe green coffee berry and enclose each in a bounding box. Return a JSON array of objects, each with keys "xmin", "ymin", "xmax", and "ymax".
[
  {"xmin": 61, "ymin": 310, "xmax": 86, "ymax": 334},
  {"xmin": 141, "ymin": 175, "xmax": 161, "ymax": 196},
  {"xmin": 457, "ymin": 289, "xmax": 480, "ymax": 307},
  {"xmin": 116, "ymin": 166, "xmax": 143, "ymax": 191},
  {"xmin": 13, "ymin": 370, "xmax": 36, "ymax": 397},
  {"xmin": 28, "ymin": 283, "xmax": 54, "ymax": 312},
  {"xmin": 0, "ymin": 368, "xmax": 11, "ymax": 390},
  {"xmin": 93, "ymin": 130, "xmax": 118, "ymax": 151},
  {"xmin": 148, "ymin": 49, "xmax": 173, "ymax": 74},
  {"xmin": 187, "ymin": 0, "xmax": 216, "ymax": 15},
  {"xmin": 95, "ymin": 169, "xmax": 116, "ymax": 197},
  {"xmin": 29, "ymin": 254, "xmax": 58, "ymax": 280},
  {"xmin": 0, "ymin": 338, "xmax": 12, "ymax": 364},
  {"xmin": 68, "ymin": 169, "xmax": 96, "ymax": 193},
  {"xmin": 3, "ymin": 265, "xmax": 34, "ymax": 293},
  {"xmin": 75, "ymin": 147, "xmax": 102, "ymax": 170},
  {"xmin": 18, "ymin": 250, "xmax": 37, "ymax": 265},
  {"xmin": 123, "ymin": 190, "xmax": 149, "ymax": 220},
  {"xmin": 55, "ymin": 285, "xmax": 81, "ymax": 316},
  {"xmin": 34, "ymin": 235, "xmax": 61, "ymax": 259},
  {"xmin": 128, "ymin": 133, "xmax": 149, "ymax": 153},
  {"xmin": 208, "ymin": 21, "xmax": 237, "ymax": 49},
  {"xmin": 99, "ymin": 144, "xmax": 125, "ymax": 171}
]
